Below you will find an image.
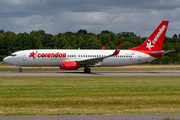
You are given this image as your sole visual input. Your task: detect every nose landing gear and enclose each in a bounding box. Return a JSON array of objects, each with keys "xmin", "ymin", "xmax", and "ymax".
[
  {"xmin": 84, "ymin": 67, "xmax": 91, "ymax": 73},
  {"xmin": 19, "ymin": 68, "xmax": 22, "ymax": 73}
]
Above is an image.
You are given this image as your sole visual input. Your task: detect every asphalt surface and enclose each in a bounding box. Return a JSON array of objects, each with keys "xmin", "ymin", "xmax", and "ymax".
[
  {"xmin": 1, "ymin": 114, "xmax": 180, "ymax": 120},
  {"xmin": 0, "ymin": 70, "xmax": 180, "ymax": 77}
]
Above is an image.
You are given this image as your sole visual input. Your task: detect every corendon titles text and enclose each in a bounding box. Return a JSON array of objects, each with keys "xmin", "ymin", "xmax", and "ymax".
[{"xmin": 29, "ymin": 51, "xmax": 66, "ymax": 59}]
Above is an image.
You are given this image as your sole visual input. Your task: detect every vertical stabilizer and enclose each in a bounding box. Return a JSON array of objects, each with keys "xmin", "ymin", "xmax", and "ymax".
[{"xmin": 128, "ymin": 20, "xmax": 169, "ymax": 52}]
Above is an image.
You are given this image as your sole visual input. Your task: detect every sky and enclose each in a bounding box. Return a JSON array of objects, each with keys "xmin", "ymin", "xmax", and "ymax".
[{"xmin": 0, "ymin": 0, "xmax": 180, "ymax": 37}]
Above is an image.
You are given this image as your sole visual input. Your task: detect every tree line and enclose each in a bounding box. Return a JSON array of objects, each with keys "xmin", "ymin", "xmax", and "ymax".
[{"xmin": 0, "ymin": 29, "xmax": 180, "ymax": 63}]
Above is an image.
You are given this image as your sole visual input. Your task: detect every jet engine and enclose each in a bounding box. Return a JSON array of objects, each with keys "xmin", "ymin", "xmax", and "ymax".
[{"xmin": 61, "ymin": 61, "xmax": 78, "ymax": 70}]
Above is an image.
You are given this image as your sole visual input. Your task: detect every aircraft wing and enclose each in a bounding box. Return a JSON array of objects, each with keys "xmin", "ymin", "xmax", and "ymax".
[
  {"xmin": 78, "ymin": 43, "xmax": 123, "ymax": 66},
  {"xmin": 150, "ymin": 49, "xmax": 175, "ymax": 55}
]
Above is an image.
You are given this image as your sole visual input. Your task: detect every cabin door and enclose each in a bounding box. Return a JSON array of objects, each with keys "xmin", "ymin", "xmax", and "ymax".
[{"xmin": 22, "ymin": 52, "xmax": 27, "ymax": 61}]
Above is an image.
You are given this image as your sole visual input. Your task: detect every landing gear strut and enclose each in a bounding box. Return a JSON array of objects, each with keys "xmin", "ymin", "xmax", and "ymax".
[
  {"xmin": 84, "ymin": 67, "xmax": 91, "ymax": 73},
  {"xmin": 19, "ymin": 68, "xmax": 22, "ymax": 73}
]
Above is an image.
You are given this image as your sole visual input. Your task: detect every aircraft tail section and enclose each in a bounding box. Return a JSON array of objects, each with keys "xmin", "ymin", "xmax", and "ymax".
[{"xmin": 128, "ymin": 20, "xmax": 169, "ymax": 52}]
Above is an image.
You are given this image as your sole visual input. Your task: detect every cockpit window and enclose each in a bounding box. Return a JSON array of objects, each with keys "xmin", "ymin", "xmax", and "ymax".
[{"xmin": 10, "ymin": 54, "xmax": 17, "ymax": 57}]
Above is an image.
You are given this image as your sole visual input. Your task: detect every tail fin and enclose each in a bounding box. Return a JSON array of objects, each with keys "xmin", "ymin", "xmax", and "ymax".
[{"xmin": 128, "ymin": 20, "xmax": 169, "ymax": 52}]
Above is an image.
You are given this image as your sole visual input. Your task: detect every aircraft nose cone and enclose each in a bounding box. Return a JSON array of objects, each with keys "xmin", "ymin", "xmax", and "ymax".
[{"xmin": 3, "ymin": 57, "xmax": 9, "ymax": 63}]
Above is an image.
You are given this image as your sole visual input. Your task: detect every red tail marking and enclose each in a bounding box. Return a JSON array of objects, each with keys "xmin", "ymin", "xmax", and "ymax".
[{"xmin": 128, "ymin": 20, "xmax": 169, "ymax": 52}]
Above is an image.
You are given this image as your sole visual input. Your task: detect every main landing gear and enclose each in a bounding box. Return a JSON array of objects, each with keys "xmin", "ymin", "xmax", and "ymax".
[
  {"xmin": 19, "ymin": 68, "xmax": 22, "ymax": 73},
  {"xmin": 84, "ymin": 67, "xmax": 91, "ymax": 73}
]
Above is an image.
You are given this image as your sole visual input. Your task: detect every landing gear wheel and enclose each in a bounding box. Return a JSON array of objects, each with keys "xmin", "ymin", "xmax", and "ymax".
[
  {"xmin": 86, "ymin": 68, "xmax": 91, "ymax": 73},
  {"xmin": 19, "ymin": 68, "xmax": 22, "ymax": 73},
  {"xmin": 84, "ymin": 67, "xmax": 91, "ymax": 73}
]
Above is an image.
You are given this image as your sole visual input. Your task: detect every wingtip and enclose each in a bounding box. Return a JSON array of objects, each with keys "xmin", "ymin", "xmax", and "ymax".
[
  {"xmin": 102, "ymin": 46, "xmax": 106, "ymax": 50},
  {"xmin": 111, "ymin": 43, "xmax": 123, "ymax": 56}
]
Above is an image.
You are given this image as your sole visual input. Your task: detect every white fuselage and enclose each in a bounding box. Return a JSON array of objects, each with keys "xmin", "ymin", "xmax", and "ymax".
[{"xmin": 3, "ymin": 49, "xmax": 155, "ymax": 67}]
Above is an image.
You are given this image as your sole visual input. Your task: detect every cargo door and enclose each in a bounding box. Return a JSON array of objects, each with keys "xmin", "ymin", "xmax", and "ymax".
[{"xmin": 137, "ymin": 53, "xmax": 141, "ymax": 61}]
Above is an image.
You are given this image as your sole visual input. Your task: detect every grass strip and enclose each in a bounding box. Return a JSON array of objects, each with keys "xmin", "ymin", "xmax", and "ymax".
[{"xmin": 0, "ymin": 77, "xmax": 180, "ymax": 116}]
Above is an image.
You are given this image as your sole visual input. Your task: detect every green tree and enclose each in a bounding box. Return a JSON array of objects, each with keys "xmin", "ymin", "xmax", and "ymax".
[
  {"xmin": 101, "ymin": 30, "xmax": 111, "ymax": 34},
  {"xmin": 173, "ymin": 34, "xmax": 178, "ymax": 38},
  {"xmin": 0, "ymin": 30, "xmax": 5, "ymax": 55},
  {"xmin": 78, "ymin": 29, "xmax": 87, "ymax": 34},
  {"xmin": 4, "ymin": 31, "xmax": 16, "ymax": 54}
]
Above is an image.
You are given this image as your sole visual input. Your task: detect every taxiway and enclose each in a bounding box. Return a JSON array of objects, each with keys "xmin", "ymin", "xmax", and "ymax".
[{"xmin": 0, "ymin": 70, "xmax": 180, "ymax": 77}]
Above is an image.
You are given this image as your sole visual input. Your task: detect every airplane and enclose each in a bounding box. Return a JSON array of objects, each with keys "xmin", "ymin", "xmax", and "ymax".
[{"xmin": 3, "ymin": 20, "xmax": 174, "ymax": 73}]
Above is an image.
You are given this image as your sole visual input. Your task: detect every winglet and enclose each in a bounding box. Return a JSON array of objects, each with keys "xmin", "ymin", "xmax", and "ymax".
[
  {"xmin": 102, "ymin": 46, "xmax": 106, "ymax": 50},
  {"xmin": 111, "ymin": 43, "xmax": 123, "ymax": 56}
]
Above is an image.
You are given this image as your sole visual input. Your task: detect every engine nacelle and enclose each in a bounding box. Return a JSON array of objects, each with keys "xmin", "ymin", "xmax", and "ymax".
[{"xmin": 61, "ymin": 61, "xmax": 78, "ymax": 70}]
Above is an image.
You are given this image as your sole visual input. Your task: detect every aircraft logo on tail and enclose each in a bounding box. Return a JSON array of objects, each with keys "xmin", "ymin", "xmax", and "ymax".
[
  {"xmin": 146, "ymin": 39, "xmax": 154, "ymax": 50},
  {"xmin": 146, "ymin": 25, "xmax": 166, "ymax": 51}
]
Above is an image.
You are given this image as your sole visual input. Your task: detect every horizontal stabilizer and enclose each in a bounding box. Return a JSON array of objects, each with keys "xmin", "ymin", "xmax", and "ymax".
[
  {"xmin": 150, "ymin": 49, "xmax": 175, "ymax": 55},
  {"xmin": 163, "ymin": 49, "xmax": 175, "ymax": 54}
]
